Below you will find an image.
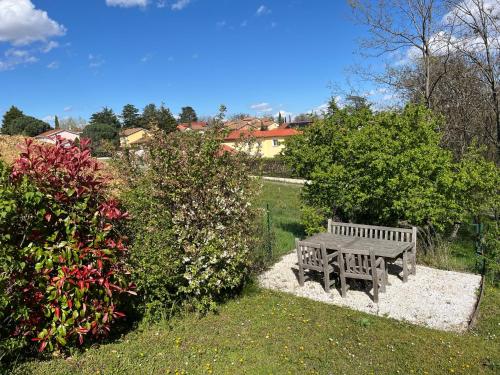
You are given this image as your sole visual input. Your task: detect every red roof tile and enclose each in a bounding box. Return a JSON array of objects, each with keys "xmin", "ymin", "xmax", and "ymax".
[
  {"xmin": 224, "ymin": 128, "xmax": 301, "ymax": 141},
  {"xmin": 178, "ymin": 121, "xmax": 208, "ymax": 130},
  {"xmin": 218, "ymin": 144, "xmax": 238, "ymax": 155},
  {"xmin": 35, "ymin": 129, "xmax": 82, "ymax": 138}
]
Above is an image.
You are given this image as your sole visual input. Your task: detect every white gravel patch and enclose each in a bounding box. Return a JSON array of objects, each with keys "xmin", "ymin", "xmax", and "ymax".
[{"xmin": 258, "ymin": 251, "xmax": 481, "ymax": 332}]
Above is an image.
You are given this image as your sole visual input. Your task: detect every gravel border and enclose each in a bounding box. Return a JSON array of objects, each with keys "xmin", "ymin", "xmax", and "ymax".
[{"xmin": 258, "ymin": 251, "xmax": 481, "ymax": 332}]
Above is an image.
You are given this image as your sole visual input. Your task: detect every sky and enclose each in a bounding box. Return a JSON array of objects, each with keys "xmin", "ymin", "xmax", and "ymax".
[{"xmin": 0, "ymin": 0, "xmax": 374, "ymax": 123}]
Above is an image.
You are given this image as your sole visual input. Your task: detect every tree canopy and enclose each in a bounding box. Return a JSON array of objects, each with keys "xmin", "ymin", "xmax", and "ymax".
[
  {"xmin": 121, "ymin": 104, "xmax": 140, "ymax": 129},
  {"xmin": 140, "ymin": 103, "xmax": 177, "ymax": 132},
  {"xmin": 1, "ymin": 106, "xmax": 25, "ymax": 135},
  {"xmin": 82, "ymin": 123, "xmax": 119, "ymax": 156},
  {"xmin": 8, "ymin": 115, "xmax": 51, "ymax": 137},
  {"xmin": 283, "ymin": 104, "xmax": 499, "ymax": 234},
  {"xmin": 179, "ymin": 106, "xmax": 198, "ymax": 124},
  {"xmin": 89, "ymin": 107, "xmax": 120, "ymax": 128}
]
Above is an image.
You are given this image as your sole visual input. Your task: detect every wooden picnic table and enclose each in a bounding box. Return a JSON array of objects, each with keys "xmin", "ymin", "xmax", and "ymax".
[{"xmin": 305, "ymin": 232, "xmax": 414, "ymax": 282}]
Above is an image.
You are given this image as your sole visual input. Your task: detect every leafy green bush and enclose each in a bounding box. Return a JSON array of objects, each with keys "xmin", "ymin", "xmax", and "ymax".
[
  {"xmin": 82, "ymin": 123, "xmax": 119, "ymax": 157},
  {"xmin": 118, "ymin": 128, "xmax": 259, "ymax": 318},
  {"xmin": 283, "ymin": 104, "xmax": 499, "ymax": 234},
  {"xmin": 250, "ymin": 157, "xmax": 293, "ymax": 178},
  {"xmin": 483, "ymin": 224, "xmax": 499, "ymax": 285},
  {"xmin": 0, "ymin": 139, "xmax": 133, "ymax": 355}
]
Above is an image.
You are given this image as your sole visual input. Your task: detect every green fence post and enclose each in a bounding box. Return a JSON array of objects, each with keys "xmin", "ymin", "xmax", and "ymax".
[
  {"xmin": 266, "ymin": 203, "xmax": 272, "ymax": 259},
  {"xmin": 472, "ymin": 218, "xmax": 485, "ymax": 275}
]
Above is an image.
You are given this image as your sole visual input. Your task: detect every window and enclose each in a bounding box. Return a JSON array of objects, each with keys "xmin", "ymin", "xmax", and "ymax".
[{"xmin": 272, "ymin": 139, "xmax": 279, "ymax": 147}]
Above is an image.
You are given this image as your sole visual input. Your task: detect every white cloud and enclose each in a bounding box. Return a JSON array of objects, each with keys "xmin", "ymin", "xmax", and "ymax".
[
  {"xmin": 41, "ymin": 40, "xmax": 59, "ymax": 53},
  {"xmin": 251, "ymin": 102, "xmax": 273, "ymax": 113},
  {"xmin": 141, "ymin": 53, "xmax": 153, "ymax": 62},
  {"xmin": 241, "ymin": 20, "xmax": 248, "ymax": 27},
  {"xmin": 171, "ymin": 0, "xmax": 191, "ymax": 11},
  {"xmin": 106, "ymin": 0, "xmax": 148, "ymax": 7},
  {"xmin": 63, "ymin": 106, "xmax": 73, "ymax": 112},
  {"xmin": 0, "ymin": 0, "xmax": 65, "ymax": 46},
  {"xmin": 89, "ymin": 54, "xmax": 105, "ymax": 68},
  {"xmin": 0, "ymin": 48, "xmax": 38, "ymax": 71},
  {"xmin": 443, "ymin": 0, "xmax": 500, "ymax": 24},
  {"xmin": 397, "ymin": 0, "xmax": 500, "ymax": 67},
  {"xmin": 256, "ymin": 5, "xmax": 271, "ymax": 16},
  {"xmin": 216, "ymin": 20, "xmax": 226, "ymax": 28},
  {"xmin": 275, "ymin": 110, "xmax": 292, "ymax": 119},
  {"xmin": 47, "ymin": 61, "xmax": 59, "ymax": 69},
  {"xmin": 157, "ymin": 0, "xmax": 166, "ymax": 8},
  {"xmin": 312, "ymin": 103, "xmax": 329, "ymax": 114}
]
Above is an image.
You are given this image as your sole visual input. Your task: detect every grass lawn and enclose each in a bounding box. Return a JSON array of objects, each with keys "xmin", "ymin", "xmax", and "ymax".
[
  {"xmin": 12, "ymin": 181, "xmax": 500, "ymax": 374},
  {"xmin": 14, "ymin": 285, "xmax": 499, "ymax": 374},
  {"xmin": 256, "ymin": 181, "xmax": 304, "ymax": 261}
]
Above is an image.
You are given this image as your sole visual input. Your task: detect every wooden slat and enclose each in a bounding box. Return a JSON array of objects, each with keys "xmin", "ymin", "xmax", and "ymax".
[{"xmin": 330, "ymin": 221, "xmax": 413, "ymax": 233}]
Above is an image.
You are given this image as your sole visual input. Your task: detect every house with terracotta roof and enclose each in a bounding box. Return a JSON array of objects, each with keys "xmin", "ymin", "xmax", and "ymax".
[
  {"xmin": 224, "ymin": 117, "xmax": 279, "ymax": 132},
  {"xmin": 279, "ymin": 120, "xmax": 314, "ymax": 130},
  {"xmin": 177, "ymin": 121, "xmax": 209, "ymax": 132},
  {"xmin": 223, "ymin": 128, "xmax": 301, "ymax": 158},
  {"xmin": 34, "ymin": 129, "xmax": 82, "ymax": 144},
  {"xmin": 119, "ymin": 127, "xmax": 150, "ymax": 147}
]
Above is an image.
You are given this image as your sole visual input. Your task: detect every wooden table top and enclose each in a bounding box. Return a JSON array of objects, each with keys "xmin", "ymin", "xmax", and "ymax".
[{"xmin": 305, "ymin": 232, "xmax": 413, "ymax": 258}]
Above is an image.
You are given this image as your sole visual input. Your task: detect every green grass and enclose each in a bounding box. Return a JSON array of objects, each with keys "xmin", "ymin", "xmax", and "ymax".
[
  {"xmin": 11, "ymin": 181, "xmax": 500, "ymax": 374},
  {"xmin": 14, "ymin": 286, "xmax": 499, "ymax": 374},
  {"xmin": 257, "ymin": 181, "xmax": 304, "ymax": 261}
]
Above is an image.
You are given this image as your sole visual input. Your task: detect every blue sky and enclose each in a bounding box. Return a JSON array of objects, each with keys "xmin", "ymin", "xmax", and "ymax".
[{"xmin": 0, "ymin": 0, "xmax": 373, "ymax": 123}]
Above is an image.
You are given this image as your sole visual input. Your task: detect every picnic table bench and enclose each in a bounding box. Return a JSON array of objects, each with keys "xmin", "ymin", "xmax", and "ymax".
[{"xmin": 296, "ymin": 221, "xmax": 417, "ymax": 300}]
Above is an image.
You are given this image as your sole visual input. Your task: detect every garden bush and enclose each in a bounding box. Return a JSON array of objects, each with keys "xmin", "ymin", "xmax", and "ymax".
[
  {"xmin": 0, "ymin": 138, "xmax": 133, "ymax": 355},
  {"xmin": 249, "ymin": 157, "xmax": 294, "ymax": 178},
  {"xmin": 483, "ymin": 223, "xmax": 499, "ymax": 285},
  {"xmin": 283, "ymin": 104, "xmax": 499, "ymax": 236},
  {"xmin": 118, "ymin": 126, "xmax": 260, "ymax": 318}
]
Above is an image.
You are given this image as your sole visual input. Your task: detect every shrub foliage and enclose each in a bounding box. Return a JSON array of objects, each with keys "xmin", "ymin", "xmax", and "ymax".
[
  {"xmin": 0, "ymin": 139, "xmax": 133, "ymax": 353},
  {"xmin": 119, "ymin": 128, "xmax": 259, "ymax": 317},
  {"xmin": 283, "ymin": 104, "xmax": 499, "ymax": 235}
]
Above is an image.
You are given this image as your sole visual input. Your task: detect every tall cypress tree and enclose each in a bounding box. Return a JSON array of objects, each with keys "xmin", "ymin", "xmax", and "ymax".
[
  {"xmin": 54, "ymin": 115, "xmax": 60, "ymax": 129},
  {"xmin": 1, "ymin": 106, "xmax": 24, "ymax": 135}
]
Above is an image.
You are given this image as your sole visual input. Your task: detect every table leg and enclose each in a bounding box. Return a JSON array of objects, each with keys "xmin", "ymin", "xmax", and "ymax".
[
  {"xmin": 402, "ymin": 251, "xmax": 408, "ymax": 283},
  {"xmin": 385, "ymin": 261, "xmax": 391, "ymax": 286}
]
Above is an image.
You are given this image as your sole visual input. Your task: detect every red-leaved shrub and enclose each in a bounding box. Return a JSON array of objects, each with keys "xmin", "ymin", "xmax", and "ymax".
[{"xmin": 3, "ymin": 138, "xmax": 133, "ymax": 352}]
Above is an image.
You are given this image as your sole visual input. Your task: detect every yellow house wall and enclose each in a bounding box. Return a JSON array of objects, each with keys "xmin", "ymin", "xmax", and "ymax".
[
  {"xmin": 121, "ymin": 130, "xmax": 148, "ymax": 147},
  {"xmin": 223, "ymin": 137, "xmax": 286, "ymax": 158}
]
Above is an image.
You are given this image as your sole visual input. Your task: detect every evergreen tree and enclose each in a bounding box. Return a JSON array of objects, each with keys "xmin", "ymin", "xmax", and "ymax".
[
  {"xmin": 82, "ymin": 123, "xmax": 119, "ymax": 156},
  {"xmin": 345, "ymin": 95, "xmax": 371, "ymax": 112},
  {"xmin": 121, "ymin": 104, "xmax": 140, "ymax": 129},
  {"xmin": 278, "ymin": 112, "xmax": 283, "ymax": 124},
  {"xmin": 54, "ymin": 115, "xmax": 60, "ymax": 129},
  {"xmin": 1, "ymin": 106, "xmax": 24, "ymax": 135},
  {"xmin": 89, "ymin": 107, "xmax": 121, "ymax": 128},
  {"xmin": 179, "ymin": 106, "xmax": 198, "ymax": 124},
  {"xmin": 140, "ymin": 103, "xmax": 158, "ymax": 129},
  {"xmin": 157, "ymin": 104, "xmax": 178, "ymax": 133},
  {"xmin": 326, "ymin": 96, "xmax": 340, "ymax": 117},
  {"xmin": 10, "ymin": 116, "xmax": 51, "ymax": 137}
]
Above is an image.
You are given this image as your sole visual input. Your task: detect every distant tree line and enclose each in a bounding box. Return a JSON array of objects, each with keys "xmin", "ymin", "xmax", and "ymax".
[
  {"xmin": 1, "ymin": 103, "xmax": 201, "ymax": 156},
  {"xmin": 1, "ymin": 106, "xmax": 51, "ymax": 137}
]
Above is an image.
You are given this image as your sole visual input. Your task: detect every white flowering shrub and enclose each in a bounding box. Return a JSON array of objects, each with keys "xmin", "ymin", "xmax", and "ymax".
[{"xmin": 119, "ymin": 127, "xmax": 259, "ymax": 317}]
